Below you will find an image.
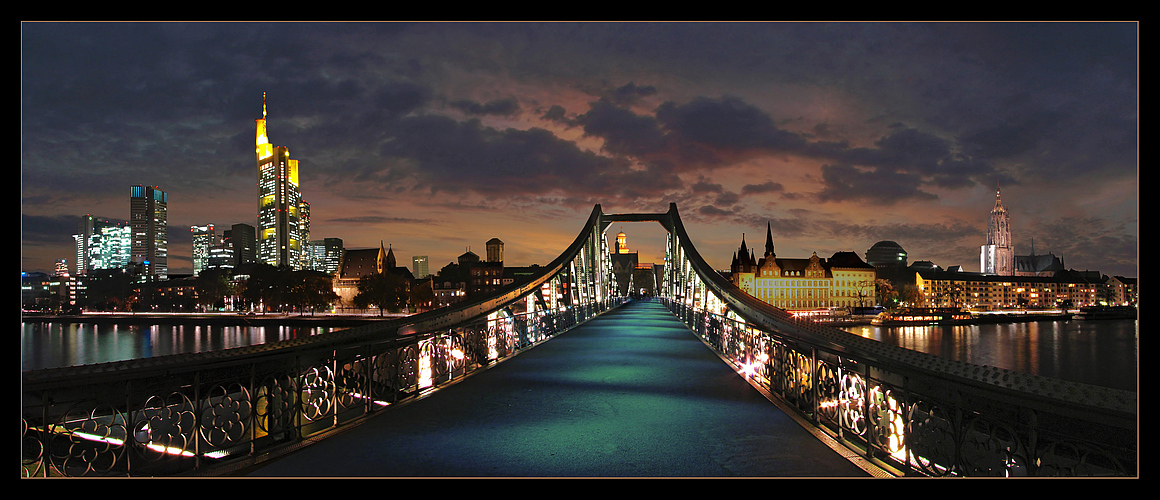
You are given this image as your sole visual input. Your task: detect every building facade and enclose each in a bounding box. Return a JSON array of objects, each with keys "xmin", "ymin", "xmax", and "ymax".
[
  {"xmin": 191, "ymin": 224, "xmax": 216, "ymax": 277},
  {"xmin": 1106, "ymin": 276, "xmax": 1138, "ymax": 306},
  {"xmin": 304, "ymin": 237, "xmax": 344, "ymax": 275},
  {"xmin": 298, "ymin": 200, "xmax": 311, "ymax": 270},
  {"xmin": 413, "ymin": 255, "xmax": 429, "ymax": 279},
  {"xmin": 486, "ymin": 238, "xmax": 504, "ymax": 263},
  {"xmin": 730, "ymin": 224, "xmax": 876, "ymax": 311},
  {"xmin": 228, "ymin": 223, "xmax": 257, "ymax": 268},
  {"xmin": 74, "ymin": 215, "xmax": 132, "ymax": 275},
  {"xmin": 333, "ymin": 242, "xmax": 415, "ymax": 311},
  {"xmin": 130, "ymin": 185, "xmax": 167, "ymax": 281},
  {"xmin": 916, "ymin": 269, "xmax": 1128, "ymax": 310},
  {"xmin": 256, "ymin": 93, "xmax": 307, "ymax": 270}
]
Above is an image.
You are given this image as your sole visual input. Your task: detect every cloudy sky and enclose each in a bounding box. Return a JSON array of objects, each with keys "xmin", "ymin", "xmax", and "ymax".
[{"xmin": 21, "ymin": 22, "xmax": 1137, "ymax": 278}]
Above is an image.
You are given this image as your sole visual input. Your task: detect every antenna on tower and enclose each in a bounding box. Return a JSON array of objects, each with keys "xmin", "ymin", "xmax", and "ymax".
[{"xmin": 263, "ymin": 91, "xmax": 267, "ymax": 119}]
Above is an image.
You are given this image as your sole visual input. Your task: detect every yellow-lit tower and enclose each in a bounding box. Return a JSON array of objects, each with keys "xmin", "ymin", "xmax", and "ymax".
[{"xmin": 256, "ymin": 92, "xmax": 304, "ymax": 269}]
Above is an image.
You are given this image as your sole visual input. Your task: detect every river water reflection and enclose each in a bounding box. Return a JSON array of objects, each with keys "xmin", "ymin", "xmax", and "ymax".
[
  {"xmin": 23, "ymin": 317, "xmax": 1138, "ymax": 392},
  {"xmin": 21, "ymin": 322, "xmax": 334, "ymax": 372},
  {"xmin": 845, "ymin": 319, "xmax": 1138, "ymax": 392}
]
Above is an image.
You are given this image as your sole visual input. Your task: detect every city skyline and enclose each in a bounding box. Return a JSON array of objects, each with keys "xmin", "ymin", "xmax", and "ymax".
[{"xmin": 21, "ymin": 22, "xmax": 1138, "ymax": 278}]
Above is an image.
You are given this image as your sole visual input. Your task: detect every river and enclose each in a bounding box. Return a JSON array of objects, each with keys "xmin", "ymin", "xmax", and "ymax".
[
  {"xmin": 21, "ymin": 317, "xmax": 1137, "ymax": 392},
  {"xmin": 20, "ymin": 322, "xmax": 335, "ymax": 372},
  {"xmin": 844, "ymin": 319, "xmax": 1138, "ymax": 392}
]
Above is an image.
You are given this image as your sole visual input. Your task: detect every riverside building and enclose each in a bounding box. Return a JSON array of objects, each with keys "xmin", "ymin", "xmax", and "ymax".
[{"xmin": 729, "ymin": 223, "xmax": 877, "ymax": 311}]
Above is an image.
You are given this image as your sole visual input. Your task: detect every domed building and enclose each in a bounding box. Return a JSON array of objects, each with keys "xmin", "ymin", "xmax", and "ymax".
[
  {"xmin": 866, "ymin": 240, "xmax": 913, "ymax": 286},
  {"xmin": 865, "ymin": 241, "xmax": 908, "ymax": 270}
]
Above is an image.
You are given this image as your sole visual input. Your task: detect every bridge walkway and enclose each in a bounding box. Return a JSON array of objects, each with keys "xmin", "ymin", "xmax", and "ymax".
[{"xmin": 244, "ymin": 299, "xmax": 870, "ymax": 477}]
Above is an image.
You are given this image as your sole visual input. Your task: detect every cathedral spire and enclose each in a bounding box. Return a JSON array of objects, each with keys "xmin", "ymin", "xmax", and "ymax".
[
  {"xmin": 982, "ymin": 184, "xmax": 1013, "ymax": 275},
  {"xmin": 764, "ymin": 222, "xmax": 775, "ymax": 258}
]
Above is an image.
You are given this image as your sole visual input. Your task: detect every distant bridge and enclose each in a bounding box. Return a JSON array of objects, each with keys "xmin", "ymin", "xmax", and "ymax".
[{"xmin": 21, "ymin": 204, "xmax": 1136, "ymax": 477}]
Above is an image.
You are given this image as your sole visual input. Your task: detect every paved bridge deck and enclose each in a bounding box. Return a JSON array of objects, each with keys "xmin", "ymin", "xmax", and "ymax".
[{"xmin": 245, "ymin": 299, "xmax": 870, "ymax": 477}]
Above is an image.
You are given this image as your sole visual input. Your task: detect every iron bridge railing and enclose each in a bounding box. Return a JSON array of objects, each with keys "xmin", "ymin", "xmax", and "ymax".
[
  {"xmin": 655, "ymin": 203, "xmax": 1137, "ymax": 477},
  {"xmin": 22, "ymin": 205, "xmax": 623, "ymax": 477}
]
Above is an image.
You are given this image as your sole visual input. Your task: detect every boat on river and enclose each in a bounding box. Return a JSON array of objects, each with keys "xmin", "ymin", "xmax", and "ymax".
[
  {"xmin": 871, "ymin": 307, "xmax": 973, "ymax": 326},
  {"xmin": 1075, "ymin": 305, "xmax": 1137, "ymax": 320}
]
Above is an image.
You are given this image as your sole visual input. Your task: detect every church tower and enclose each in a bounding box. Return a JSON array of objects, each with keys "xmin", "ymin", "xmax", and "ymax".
[
  {"xmin": 980, "ymin": 187, "xmax": 1014, "ymax": 275},
  {"xmin": 730, "ymin": 233, "xmax": 757, "ymax": 294},
  {"xmin": 764, "ymin": 222, "xmax": 775, "ymax": 259}
]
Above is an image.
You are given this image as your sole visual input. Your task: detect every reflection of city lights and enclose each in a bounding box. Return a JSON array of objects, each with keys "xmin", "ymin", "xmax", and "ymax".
[
  {"xmin": 869, "ymin": 386, "xmax": 908, "ymax": 462},
  {"xmin": 72, "ymin": 430, "xmax": 124, "ymax": 446},
  {"xmin": 349, "ymin": 392, "xmax": 391, "ymax": 407},
  {"xmin": 145, "ymin": 442, "xmax": 196, "ymax": 457},
  {"xmin": 74, "ymin": 429, "xmax": 197, "ymax": 457},
  {"xmin": 737, "ymin": 361, "xmax": 758, "ymax": 378},
  {"xmin": 419, "ymin": 352, "xmax": 432, "ymax": 388}
]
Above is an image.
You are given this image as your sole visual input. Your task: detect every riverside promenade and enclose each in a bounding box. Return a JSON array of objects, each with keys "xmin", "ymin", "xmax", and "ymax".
[{"xmin": 244, "ymin": 299, "xmax": 871, "ymax": 478}]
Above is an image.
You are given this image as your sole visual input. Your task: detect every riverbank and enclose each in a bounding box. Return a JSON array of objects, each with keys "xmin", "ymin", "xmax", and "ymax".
[
  {"xmin": 808, "ymin": 311, "xmax": 1085, "ymax": 328},
  {"xmin": 19, "ymin": 311, "xmax": 408, "ymax": 328}
]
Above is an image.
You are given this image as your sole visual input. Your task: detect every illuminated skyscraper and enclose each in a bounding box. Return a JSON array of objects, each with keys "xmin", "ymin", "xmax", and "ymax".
[
  {"xmin": 75, "ymin": 215, "xmax": 128, "ymax": 275},
  {"xmin": 305, "ymin": 237, "xmax": 343, "ymax": 275},
  {"xmin": 980, "ymin": 187, "xmax": 1014, "ymax": 275},
  {"xmin": 130, "ymin": 185, "xmax": 167, "ymax": 281},
  {"xmin": 298, "ymin": 200, "xmax": 311, "ymax": 270},
  {"xmin": 191, "ymin": 224, "xmax": 217, "ymax": 277},
  {"xmin": 256, "ymin": 92, "xmax": 304, "ymax": 269},
  {"xmin": 413, "ymin": 255, "xmax": 429, "ymax": 278}
]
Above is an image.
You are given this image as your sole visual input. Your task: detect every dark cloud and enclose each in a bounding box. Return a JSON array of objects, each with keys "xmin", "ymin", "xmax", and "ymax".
[
  {"xmin": 571, "ymin": 94, "xmax": 1003, "ymax": 199},
  {"xmin": 576, "ymin": 100, "xmax": 666, "ymax": 157},
  {"xmin": 962, "ymin": 117, "xmax": 1053, "ymax": 159},
  {"xmin": 370, "ymin": 114, "xmax": 651, "ymax": 200},
  {"xmin": 714, "ymin": 192, "xmax": 740, "ymax": 206},
  {"xmin": 541, "ymin": 105, "xmax": 568, "ymax": 122},
  {"xmin": 655, "ymin": 96, "xmax": 808, "ymax": 153},
  {"xmin": 698, "ymin": 205, "xmax": 734, "ymax": 217},
  {"xmin": 21, "ymin": 214, "xmax": 90, "ymax": 245},
  {"xmin": 608, "ymin": 82, "xmax": 657, "ymax": 105},
  {"xmin": 815, "ymin": 164, "xmax": 938, "ymax": 205},
  {"xmin": 1028, "ymin": 216, "xmax": 1137, "ymax": 278},
  {"xmin": 449, "ymin": 97, "xmax": 521, "ymax": 116},
  {"xmin": 741, "ymin": 182, "xmax": 784, "ymax": 195},
  {"xmin": 690, "ymin": 179, "xmax": 724, "ymax": 194},
  {"xmin": 329, "ymin": 216, "xmax": 432, "ymax": 224}
]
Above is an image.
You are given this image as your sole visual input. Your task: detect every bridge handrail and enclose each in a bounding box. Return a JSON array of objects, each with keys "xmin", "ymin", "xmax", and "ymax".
[
  {"xmin": 21, "ymin": 205, "xmax": 621, "ymax": 477},
  {"xmin": 660, "ymin": 203, "xmax": 1136, "ymax": 476}
]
